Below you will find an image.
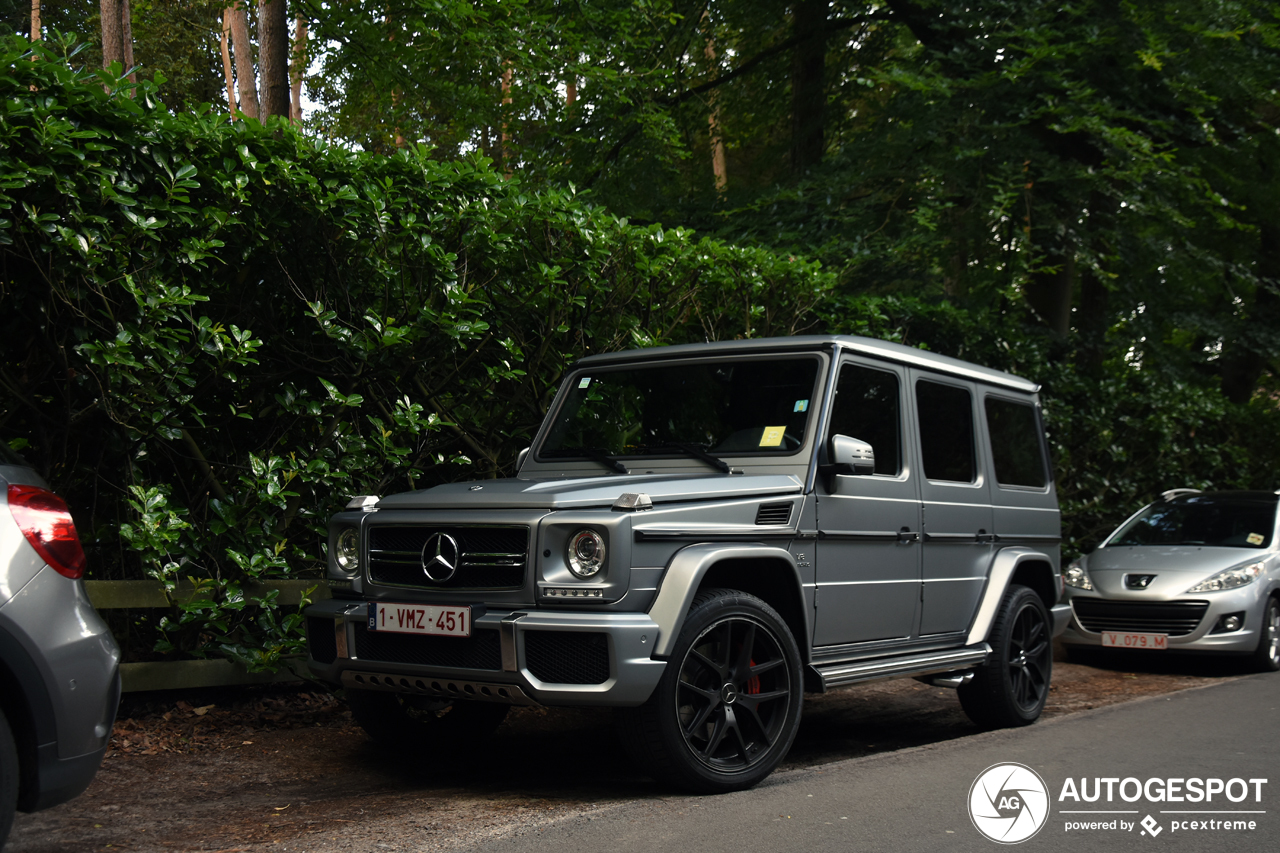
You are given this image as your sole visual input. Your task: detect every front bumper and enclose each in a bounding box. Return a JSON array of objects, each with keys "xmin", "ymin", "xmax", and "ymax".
[
  {"xmin": 1060, "ymin": 586, "xmax": 1269, "ymax": 654},
  {"xmin": 304, "ymin": 598, "xmax": 666, "ymax": 707}
]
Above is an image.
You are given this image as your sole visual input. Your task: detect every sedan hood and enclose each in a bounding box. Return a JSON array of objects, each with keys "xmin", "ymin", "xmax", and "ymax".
[
  {"xmin": 1083, "ymin": 546, "xmax": 1268, "ymax": 598},
  {"xmin": 375, "ymin": 473, "xmax": 804, "ymax": 511}
]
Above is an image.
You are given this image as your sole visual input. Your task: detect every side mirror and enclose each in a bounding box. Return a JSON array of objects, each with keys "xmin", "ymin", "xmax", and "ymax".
[
  {"xmin": 516, "ymin": 447, "xmax": 530, "ymax": 471},
  {"xmin": 830, "ymin": 434, "xmax": 875, "ymax": 476}
]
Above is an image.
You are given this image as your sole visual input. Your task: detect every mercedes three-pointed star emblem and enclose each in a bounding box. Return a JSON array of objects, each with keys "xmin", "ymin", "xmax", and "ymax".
[{"xmin": 421, "ymin": 532, "xmax": 461, "ymax": 582}]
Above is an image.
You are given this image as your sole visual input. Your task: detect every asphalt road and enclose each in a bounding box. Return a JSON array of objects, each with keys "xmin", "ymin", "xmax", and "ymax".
[{"xmin": 472, "ymin": 674, "xmax": 1280, "ymax": 853}]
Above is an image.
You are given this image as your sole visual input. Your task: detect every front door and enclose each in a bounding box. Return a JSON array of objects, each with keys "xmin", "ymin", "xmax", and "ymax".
[{"xmin": 814, "ymin": 359, "xmax": 922, "ymax": 647}]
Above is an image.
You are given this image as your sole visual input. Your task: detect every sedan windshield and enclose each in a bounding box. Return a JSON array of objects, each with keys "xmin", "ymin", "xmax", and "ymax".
[
  {"xmin": 539, "ymin": 356, "xmax": 821, "ymax": 461},
  {"xmin": 1108, "ymin": 495, "xmax": 1278, "ymax": 549}
]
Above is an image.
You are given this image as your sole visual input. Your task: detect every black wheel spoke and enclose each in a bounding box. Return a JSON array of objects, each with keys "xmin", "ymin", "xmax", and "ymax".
[
  {"xmin": 748, "ymin": 658, "xmax": 785, "ymax": 677},
  {"xmin": 732, "ymin": 623, "xmax": 757, "ymax": 680},
  {"xmin": 689, "ymin": 648, "xmax": 724, "ymax": 680},
  {"xmin": 682, "ymin": 698, "xmax": 717, "ymax": 737}
]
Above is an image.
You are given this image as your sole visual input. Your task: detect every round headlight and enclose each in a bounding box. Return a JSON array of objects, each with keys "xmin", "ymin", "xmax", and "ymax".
[
  {"xmin": 1063, "ymin": 560, "xmax": 1093, "ymax": 590},
  {"xmin": 335, "ymin": 527, "xmax": 360, "ymax": 574},
  {"xmin": 567, "ymin": 529, "xmax": 606, "ymax": 579}
]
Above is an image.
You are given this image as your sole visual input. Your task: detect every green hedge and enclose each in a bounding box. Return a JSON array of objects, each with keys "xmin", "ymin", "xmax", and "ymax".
[{"xmin": 0, "ymin": 37, "xmax": 832, "ymax": 668}]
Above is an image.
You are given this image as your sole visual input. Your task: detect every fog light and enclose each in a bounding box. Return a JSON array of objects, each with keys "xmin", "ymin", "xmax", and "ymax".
[{"xmin": 1211, "ymin": 612, "xmax": 1246, "ymax": 634}]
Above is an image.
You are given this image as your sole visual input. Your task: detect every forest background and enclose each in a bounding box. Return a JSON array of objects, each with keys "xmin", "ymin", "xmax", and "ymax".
[{"xmin": 2, "ymin": 0, "xmax": 1279, "ymax": 669}]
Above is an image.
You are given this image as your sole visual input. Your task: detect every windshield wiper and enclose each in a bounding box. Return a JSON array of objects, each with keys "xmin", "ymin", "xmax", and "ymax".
[
  {"xmin": 653, "ymin": 442, "xmax": 731, "ymax": 474},
  {"xmin": 550, "ymin": 447, "xmax": 627, "ymax": 474}
]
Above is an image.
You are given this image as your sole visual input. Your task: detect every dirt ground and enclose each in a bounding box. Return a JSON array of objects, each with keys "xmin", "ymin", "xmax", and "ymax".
[{"xmin": 7, "ymin": 646, "xmax": 1256, "ymax": 853}]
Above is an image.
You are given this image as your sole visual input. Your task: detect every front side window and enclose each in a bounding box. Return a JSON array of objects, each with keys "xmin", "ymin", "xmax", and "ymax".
[
  {"xmin": 1109, "ymin": 496, "xmax": 1278, "ymax": 549},
  {"xmin": 539, "ymin": 356, "xmax": 821, "ymax": 459},
  {"xmin": 828, "ymin": 363, "xmax": 902, "ymax": 475},
  {"xmin": 916, "ymin": 379, "xmax": 975, "ymax": 483},
  {"xmin": 984, "ymin": 397, "xmax": 1048, "ymax": 488}
]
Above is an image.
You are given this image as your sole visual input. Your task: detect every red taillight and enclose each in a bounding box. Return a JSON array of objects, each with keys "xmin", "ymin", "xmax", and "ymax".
[{"xmin": 7, "ymin": 484, "xmax": 87, "ymax": 579}]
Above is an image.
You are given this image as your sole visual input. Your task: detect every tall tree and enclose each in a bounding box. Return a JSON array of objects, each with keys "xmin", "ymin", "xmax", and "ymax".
[
  {"xmin": 256, "ymin": 0, "xmax": 288, "ymax": 117},
  {"xmin": 790, "ymin": 0, "xmax": 827, "ymax": 174},
  {"xmin": 226, "ymin": 0, "xmax": 257, "ymax": 118}
]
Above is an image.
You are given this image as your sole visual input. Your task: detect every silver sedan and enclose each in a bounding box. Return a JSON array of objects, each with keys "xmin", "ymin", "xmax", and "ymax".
[{"xmin": 1061, "ymin": 490, "xmax": 1280, "ymax": 671}]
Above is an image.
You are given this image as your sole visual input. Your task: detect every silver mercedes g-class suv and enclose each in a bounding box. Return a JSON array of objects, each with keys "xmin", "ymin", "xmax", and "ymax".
[{"xmin": 305, "ymin": 335, "xmax": 1068, "ymax": 792}]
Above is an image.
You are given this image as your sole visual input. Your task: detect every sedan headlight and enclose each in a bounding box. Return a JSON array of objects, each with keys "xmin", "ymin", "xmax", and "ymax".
[
  {"xmin": 567, "ymin": 529, "xmax": 606, "ymax": 579},
  {"xmin": 335, "ymin": 527, "xmax": 360, "ymax": 574},
  {"xmin": 1186, "ymin": 561, "xmax": 1264, "ymax": 593},
  {"xmin": 1063, "ymin": 559, "xmax": 1093, "ymax": 590}
]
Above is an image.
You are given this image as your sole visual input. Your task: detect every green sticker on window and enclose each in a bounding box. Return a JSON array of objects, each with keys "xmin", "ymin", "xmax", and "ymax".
[
  {"xmin": 578, "ymin": 377, "xmax": 591, "ymax": 389},
  {"xmin": 794, "ymin": 399, "xmax": 809, "ymax": 413}
]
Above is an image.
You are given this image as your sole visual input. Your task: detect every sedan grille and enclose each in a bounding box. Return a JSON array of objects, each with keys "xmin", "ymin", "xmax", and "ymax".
[
  {"xmin": 367, "ymin": 525, "xmax": 528, "ymax": 590},
  {"xmin": 1072, "ymin": 599, "xmax": 1209, "ymax": 637}
]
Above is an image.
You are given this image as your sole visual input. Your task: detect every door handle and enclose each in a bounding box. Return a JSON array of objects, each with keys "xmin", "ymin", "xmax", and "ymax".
[{"xmin": 897, "ymin": 527, "xmax": 920, "ymax": 544}]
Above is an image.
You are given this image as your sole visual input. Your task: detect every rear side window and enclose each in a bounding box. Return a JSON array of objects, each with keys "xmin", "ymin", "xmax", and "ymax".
[
  {"xmin": 828, "ymin": 363, "xmax": 902, "ymax": 475},
  {"xmin": 984, "ymin": 397, "xmax": 1048, "ymax": 488},
  {"xmin": 915, "ymin": 380, "xmax": 975, "ymax": 483}
]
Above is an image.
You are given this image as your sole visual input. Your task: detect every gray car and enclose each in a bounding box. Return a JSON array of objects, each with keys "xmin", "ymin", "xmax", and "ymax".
[
  {"xmin": 306, "ymin": 335, "xmax": 1068, "ymax": 792},
  {"xmin": 1061, "ymin": 490, "xmax": 1280, "ymax": 671},
  {"xmin": 0, "ymin": 445, "xmax": 121, "ymax": 848}
]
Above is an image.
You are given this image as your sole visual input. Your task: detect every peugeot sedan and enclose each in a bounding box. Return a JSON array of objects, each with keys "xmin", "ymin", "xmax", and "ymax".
[{"xmin": 1061, "ymin": 490, "xmax": 1280, "ymax": 671}]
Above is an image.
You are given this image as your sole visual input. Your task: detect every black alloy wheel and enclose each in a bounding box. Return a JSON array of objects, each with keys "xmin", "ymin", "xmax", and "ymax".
[
  {"xmin": 677, "ymin": 615, "xmax": 792, "ymax": 772},
  {"xmin": 959, "ymin": 584, "xmax": 1053, "ymax": 728},
  {"xmin": 620, "ymin": 588, "xmax": 803, "ymax": 793}
]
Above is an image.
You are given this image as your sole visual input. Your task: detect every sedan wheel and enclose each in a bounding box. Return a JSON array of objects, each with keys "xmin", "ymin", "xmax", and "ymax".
[{"xmin": 1251, "ymin": 596, "xmax": 1280, "ymax": 673}]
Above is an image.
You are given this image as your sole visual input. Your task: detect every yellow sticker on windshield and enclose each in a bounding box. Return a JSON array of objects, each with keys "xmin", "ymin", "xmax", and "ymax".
[
  {"xmin": 1248, "ymin": 532, "xmax": 1264, "ymax": 545},
  {"xmin": 760, "ymin": 426, "xmax": 786, "ymax": 447}
]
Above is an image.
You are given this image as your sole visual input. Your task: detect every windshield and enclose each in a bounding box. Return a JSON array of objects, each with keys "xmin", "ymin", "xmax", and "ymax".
[
  {"xmin": 539, "ymin": 356, "xmax": 821, "ymax": 460},
  {"xmin": 1108, "ymin": 496, "xmax": 1278, "ymax": 549}
]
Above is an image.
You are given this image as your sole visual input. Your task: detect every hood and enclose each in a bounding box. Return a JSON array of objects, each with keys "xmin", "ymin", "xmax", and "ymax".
[
  {"xmin": 1083, "ymin": 546, "xmax": 1271, "ymax": 598},
  {"xmin": 375, "ymin": 473, "xmax": 805, "ymax": 511}
]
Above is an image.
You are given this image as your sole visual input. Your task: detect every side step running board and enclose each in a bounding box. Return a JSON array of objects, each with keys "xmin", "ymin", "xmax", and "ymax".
[{"xmin": 811, "ymin": 644, "xmax": 991, "ymax": 691}]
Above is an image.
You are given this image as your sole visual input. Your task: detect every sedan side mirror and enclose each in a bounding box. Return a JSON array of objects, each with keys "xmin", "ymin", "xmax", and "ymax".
[{"xmin": 830, "ymin": 434, "xmax": 875, "ymax": 476}]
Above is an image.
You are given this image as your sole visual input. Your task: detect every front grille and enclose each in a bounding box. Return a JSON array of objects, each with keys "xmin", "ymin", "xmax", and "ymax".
[
  {"xmin": 525, "ymin": 631, "xmax": 610, "ymax": 684},
  {"xmin": 307, "ymin": 617, "xmax": 338, "ymax": 664},
  {"xmin": 755, "ymin": 501, "xmax": 793, "ymax": 526},
  {"xmin": 367, "ymin": 525, "xmax": 528, "ymax": 590},
  {"xmin": 1072, "ymin": 599, "xmax": 1209, "ymax": 637},
  {"xmin": 353, "ymin": 624, "xmax": 502, "ymax": 670}
]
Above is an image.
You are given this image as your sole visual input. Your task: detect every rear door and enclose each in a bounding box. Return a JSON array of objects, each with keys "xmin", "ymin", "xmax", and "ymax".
[
  {"xmin": 979, "ymin": 392, "xmax": 1060, "ymax": 564},
  {"xmin": 911, "ymin": 373, "xmax": 994, "ymax": 637}
]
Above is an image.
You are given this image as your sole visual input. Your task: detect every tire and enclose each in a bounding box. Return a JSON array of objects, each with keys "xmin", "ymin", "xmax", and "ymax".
[
  {"xmin": 1, "ymin": 707, "xmax": 17, "ymax": 850},
  {"xmin": 1251, "ymin": 596, "xmax": 1280, "ymax": 673},
  {"xmin": 959, "ymin": 584, "xmax": 1053, "ymax": 729},
  {"xmin": 620, "ymin": 588, "xmax": 803, "ymax": 794},
  {"xmin": 345, "ymin": 691, "xmax": 509, "ymax": 754}
]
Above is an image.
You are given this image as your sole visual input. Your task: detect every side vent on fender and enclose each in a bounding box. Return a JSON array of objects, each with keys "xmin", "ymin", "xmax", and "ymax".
[{"xmin": 755, "ymin": 501, "xmax": 793, "ymax": 526}]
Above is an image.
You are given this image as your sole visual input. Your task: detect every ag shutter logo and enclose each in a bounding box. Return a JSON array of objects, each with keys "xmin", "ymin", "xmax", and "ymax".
[{"xmin": 969, "ymin": 763, "xmax": 1051, "ymax": 844}]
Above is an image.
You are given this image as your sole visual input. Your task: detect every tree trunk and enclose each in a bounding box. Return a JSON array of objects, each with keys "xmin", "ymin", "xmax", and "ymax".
[
  {"xmin": 220, "ymin": 9, "xmax": 238, "ymax": 116},
  {"xmin": 100, "ymin": 0, "xmax": 124, "ymax": 70},
  {"xmin": 703, "ymin": 14, "xmax": 727, "ymax": 194},
  {"xmin": 228, "ymin": 2, "xmax": 259, "ymax": 120},
  {"xmin": 501, "ymin": 60, "xmax": 513, "ymax": 176},
  {"xmin": 257, "ymin": 0, "xmax": 290, "ymax": 118},
  {"xmin": 30, "ymin": 0, "xmax": 41, "ymax": 40},
  {"xmin": 565, "ymin": 76, "xmax": 576, "ymax": 106},
  {"xmin": 790, "ymin": 0, "xmax": 828, "ymax": 175},
  {"xmin": 290, "ymin": 15, "xmax": 307, "ymax": 123},
  {"xmin": 121, "ymin": 0, "xmax": 136, "ymax": 84}
]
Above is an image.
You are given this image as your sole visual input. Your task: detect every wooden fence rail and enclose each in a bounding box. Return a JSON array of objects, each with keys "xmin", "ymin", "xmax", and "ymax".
[{"xmin": 85, "ymin": 579, "xmax": 332, "ymax": 693}]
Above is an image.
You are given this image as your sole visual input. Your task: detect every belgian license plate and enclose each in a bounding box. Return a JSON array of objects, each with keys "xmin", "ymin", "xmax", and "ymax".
[
  {"xmin": 369, "ymin": 603, "xmax": 471, "ymax": 637},
  {"xmin": 1102, "ymin": 631, "xmax": 1167, "ymax": 650}
]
